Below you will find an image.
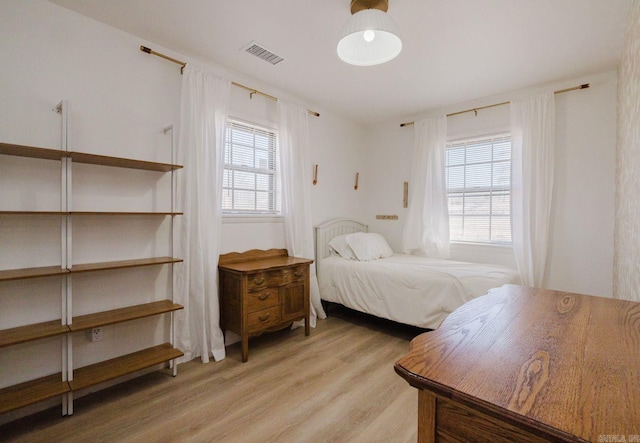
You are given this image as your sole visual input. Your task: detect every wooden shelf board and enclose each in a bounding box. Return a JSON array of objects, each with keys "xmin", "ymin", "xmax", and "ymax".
[
  {"xmin": 0, "ymin": 142, "xmax": 65, "ymax": 161},
  {"xmin": 0, "ymin": 142, "xmax": 183, "ymax": 171},
  {"xmin": 69, "ymin": 151, "xmax": 182, "ymax": 172},
  {"xmin": 0, "ymin": 211, "xmax": 182, "ymax": 216},
  {"xmin": 0, "ymin": 320, "xmax": 69, "ymax": 348},
  {"xmin": 0, "ymin": 373, "xmax": 69, "ymax": 414},
  {"xmin": 70, "ymin": 343, "xmax": 183, "ymax": 391},
  {"xmin": 69, "ymin": 211, "xmax": 183, "ymax": 216},
  {"xmin": 69, "ymin": 257, "xmax": 183, "ymax": 274},
  {"xmin": 0, "ymin": 265, "xmax": 68, "ymax": 282},
  {"xmin": 0, "ymin": 259, "xmax": 182, "ymax": 281},
  {"xmin": 70, "ymin": 300, "xmax": 184, "ymax": 331},
  {"xmin": 0, "ymin": 211, "xmax": 66, "ymax": 215}
]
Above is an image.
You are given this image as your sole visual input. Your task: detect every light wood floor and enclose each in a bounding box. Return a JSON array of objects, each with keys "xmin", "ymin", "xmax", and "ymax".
[{"xmin": 2, "ymin": 307, "xmax": 425, "ymax": 443}]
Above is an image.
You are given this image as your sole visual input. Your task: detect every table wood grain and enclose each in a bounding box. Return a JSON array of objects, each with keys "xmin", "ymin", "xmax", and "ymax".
[
  {"xmin": 395, "ymin": 284, "xmax": 640, "ymax": 442},
  {"xmin": 219, "ymin": 248, "xmax": 313, "ymax": 273}
]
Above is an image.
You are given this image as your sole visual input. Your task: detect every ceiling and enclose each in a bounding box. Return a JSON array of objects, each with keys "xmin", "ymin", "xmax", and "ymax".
[{"xmin": 47, "ymin": 0, "xmax": 632, "ymax": 125}]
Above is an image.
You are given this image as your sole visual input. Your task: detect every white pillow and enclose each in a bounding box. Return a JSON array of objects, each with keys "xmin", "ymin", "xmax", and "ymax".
[
  {"xmin": 328, "ymin": 234, "xmax": 357, "ymax": 260},
  {"xmin": 345, "ymin": 232, "xmax": 394, "ymax": 261}
]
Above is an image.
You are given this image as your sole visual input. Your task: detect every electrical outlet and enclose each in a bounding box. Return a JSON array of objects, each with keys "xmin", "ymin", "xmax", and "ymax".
[{"xmin": 86, "ymin": 327, "xmax": 103, "ymax": 342}]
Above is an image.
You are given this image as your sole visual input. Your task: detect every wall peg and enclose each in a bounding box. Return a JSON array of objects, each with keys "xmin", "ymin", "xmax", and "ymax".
[
  {"xmin": 403, "ymin": 182, "xmax": 408, "ymax": 208},
  {"xmin": 354, "ymin": 172, "xmax": 359, "ymax": 190},
  {"xmin": 313, "ymin": 164, "xmax": 318, "ymax": 185}
]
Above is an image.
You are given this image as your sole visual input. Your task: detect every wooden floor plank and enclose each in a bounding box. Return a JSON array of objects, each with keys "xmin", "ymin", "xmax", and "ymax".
[{"xmin": 0, "ymin": 307, "xmax": 423, "ymax": 442}]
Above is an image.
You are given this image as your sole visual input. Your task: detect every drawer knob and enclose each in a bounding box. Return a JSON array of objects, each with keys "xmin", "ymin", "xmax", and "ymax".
[
  {"xmin": 258, "ymin": 313, "xmax": 270, "ymax": 322},
  {"xmin": 294, "ymin": 271, "xmax": 303, "ymax": 277},
  {"xmin": 253, "ymin": 277, "xmax": 265, "ymax": 285},
  {"xmin": 258, "ymin": 292, "xmax": 271, "ymax": 301}
]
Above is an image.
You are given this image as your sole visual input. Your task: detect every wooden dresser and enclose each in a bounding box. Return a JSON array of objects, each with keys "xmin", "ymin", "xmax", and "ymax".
[
  {"xmin": 395, "ymin": 284, "xmax": 640, "ymax": 442},
  {"xmin": 218, "ymin": 249, "xmax": 312, "ymax": 362}
]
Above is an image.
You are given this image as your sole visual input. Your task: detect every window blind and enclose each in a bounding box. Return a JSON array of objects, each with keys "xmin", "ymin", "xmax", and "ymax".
[
  {"xmin": 446, "ymin": 134, "xmax": 511, "ymax": 243},
  {"xmin": 223, "ymin": 119, "xmax": 279, "ymax": 214}
]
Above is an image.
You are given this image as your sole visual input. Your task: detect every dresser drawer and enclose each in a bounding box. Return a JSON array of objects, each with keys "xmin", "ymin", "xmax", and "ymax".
[
  {"xmin": 283, "ymin": 265, "xmax": 307, "ymax": 284},
  {"xmin": 246, "ymin": 270, "xmax": 286, "ymax": 291},
  {"xmin": 247, "ymin": 288, "xmax": 279, "ymax": 312},
  {"xmin": 436, "ymin": 397, "xmax": 547, "ymax": 443},
  {"xmin": 247, "ymin": 306, "xmax": 281, "ymax": 332},
  {"xmin": 247, "ymin": 271, "xmax": 269, "ymax": 291},
  {"xmin": 246, "ymin": 266, "xmax": 306, "ymax": 291}
]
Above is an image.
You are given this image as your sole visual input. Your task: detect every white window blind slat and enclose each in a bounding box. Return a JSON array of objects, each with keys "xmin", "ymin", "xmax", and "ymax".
[
  {"xmin": 446, "ymin": 134, "xmax": 512, "ymax": 244},
  {"xmin": 223, "ymin": 119, "xmax": 279, "ymax": 214}
]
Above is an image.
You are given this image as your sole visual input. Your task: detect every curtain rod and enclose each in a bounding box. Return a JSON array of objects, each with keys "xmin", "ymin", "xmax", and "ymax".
[
  {"xmin": 140, "ymin": 45, "xmax": 320, "ymax": 117},
  {"xmin": 399, "ymin": 83, "xmax": 590, "ymax": 127}
]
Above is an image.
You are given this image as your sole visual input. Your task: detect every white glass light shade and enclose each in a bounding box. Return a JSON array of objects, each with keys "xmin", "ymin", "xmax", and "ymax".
[{"xmin": 337, "ymin": 9, "xmax": 402, "ymax": 66}]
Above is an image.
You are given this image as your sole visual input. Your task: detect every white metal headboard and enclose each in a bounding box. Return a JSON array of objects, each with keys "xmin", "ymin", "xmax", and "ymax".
[{"xmin": 314, "ymin": 218, "xmax": 368, "ymax": 278}]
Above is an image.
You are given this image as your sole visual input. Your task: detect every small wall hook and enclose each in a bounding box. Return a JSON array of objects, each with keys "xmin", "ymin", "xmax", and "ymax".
[
  {"xmin": 354, "ymin": 172, "xmax": 359, "ymax": 190},
  {"xmin": 313, "ymin": 164, "xmax": 318, "ymax": 185},
  {"xmin": 403, "ymin": 182, "xmax": 408, "ymax": 208}
]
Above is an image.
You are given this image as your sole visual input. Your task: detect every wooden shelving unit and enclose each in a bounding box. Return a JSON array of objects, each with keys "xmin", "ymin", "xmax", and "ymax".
[{"xmin": 0, "ymin": 105, "xmax": 184, "ymax": 418}]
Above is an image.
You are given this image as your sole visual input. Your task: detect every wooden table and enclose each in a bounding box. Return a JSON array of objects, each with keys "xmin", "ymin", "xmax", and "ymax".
[{"xmin": 394, "ymin": 284, "xmax": 640, "ymax": 442}]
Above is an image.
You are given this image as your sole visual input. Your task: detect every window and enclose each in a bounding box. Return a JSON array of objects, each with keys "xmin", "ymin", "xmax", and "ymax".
[
  {"xmin": 445, "ymin": 134, "xmax": 511, "ymax": 244},
  {"xmin": 223, "ymin": 119, "xmax": 280, "ymax": 214}
]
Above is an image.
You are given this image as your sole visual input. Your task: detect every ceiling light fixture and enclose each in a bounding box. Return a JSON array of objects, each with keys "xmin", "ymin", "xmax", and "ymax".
[{"xmin": 337, "ymin": 0, "xmax": 402, "ymax": 66}]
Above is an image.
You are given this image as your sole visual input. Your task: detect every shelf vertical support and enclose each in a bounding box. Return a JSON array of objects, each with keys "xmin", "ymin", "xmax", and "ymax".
[
  {"xmin": 58, "ymin": 99, "xmax": 74, "ymax": 416},
  {"xmin": 163, "ymin": 124, "xmax": 179, "ymax": 376},
  {"xmin": 58, "ymin": 99, "xmax": 70, "ymax": 272}
]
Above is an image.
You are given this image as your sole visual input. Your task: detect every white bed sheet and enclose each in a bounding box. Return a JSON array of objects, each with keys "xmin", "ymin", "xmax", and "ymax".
[{"xmin": 318, "ymin": 254, "xmax": 520, "ymax": 329}]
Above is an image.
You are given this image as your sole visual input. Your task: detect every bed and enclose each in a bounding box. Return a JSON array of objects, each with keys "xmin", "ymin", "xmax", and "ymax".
[{"xmin": 315, "ymin": 218, "xmax": 520, "ymax": 330}]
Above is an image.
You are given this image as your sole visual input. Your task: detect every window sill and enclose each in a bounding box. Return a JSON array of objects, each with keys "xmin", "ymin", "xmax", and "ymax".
[
  {"xmin": 222, "ymin": 215, "xmax": 284, "ymax": 224},
  {"xmin": 450, "ymin": 241, "xmax": 513, "ymax": 249}
]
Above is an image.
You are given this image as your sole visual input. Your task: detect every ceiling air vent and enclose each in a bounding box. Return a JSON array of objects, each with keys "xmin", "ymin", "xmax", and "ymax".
[{"xmin": 243, "ymin": 41, "xmax": 284, "ymax": 65}]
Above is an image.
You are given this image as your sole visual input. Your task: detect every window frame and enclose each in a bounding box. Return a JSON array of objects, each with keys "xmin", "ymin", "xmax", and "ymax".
[
  {"xmin": 222, "ymin": 117, "xmax": 281, "ymax": 216},
  {"xmin": 445, "ymin": 133, "xmax": 512, "ymax": 245}
]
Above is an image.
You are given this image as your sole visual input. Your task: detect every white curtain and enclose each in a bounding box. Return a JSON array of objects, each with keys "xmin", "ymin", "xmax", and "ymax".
[
  {"xmin": 277, "ymin": 100, "xmax": 326, "ymax": 326},
  {"xmin": 510, "ymin": 92, "xmax": 555, "ymax": 287},
  {"xmin": 175, "ymin": 65, "xmax": 230, "ymax": 363},
  {"xmin": 402, "ymin": 116, "xmax": 450, "ymax": 258}
]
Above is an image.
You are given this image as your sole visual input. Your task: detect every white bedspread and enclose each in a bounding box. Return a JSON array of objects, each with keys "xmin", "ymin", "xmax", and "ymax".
[{"xmin": 318, "ymin": 254, "xmax": 520, "ymax": 329}]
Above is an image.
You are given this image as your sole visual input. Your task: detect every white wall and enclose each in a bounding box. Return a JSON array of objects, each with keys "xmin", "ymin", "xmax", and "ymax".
[
  {"xmin": 219, "ymin": 86, "xmax": 366, "ymax": 254},
  {"xmin": 362, "ymin": 71, "xmax": 617, "ymax": 297},
  {"xmin": 0, "ymin": 0, "xmax": 364, "ymax": 422},
  {"xmin": 546, "ymin": 72, "xmax": 616, "ymax": 297}
]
